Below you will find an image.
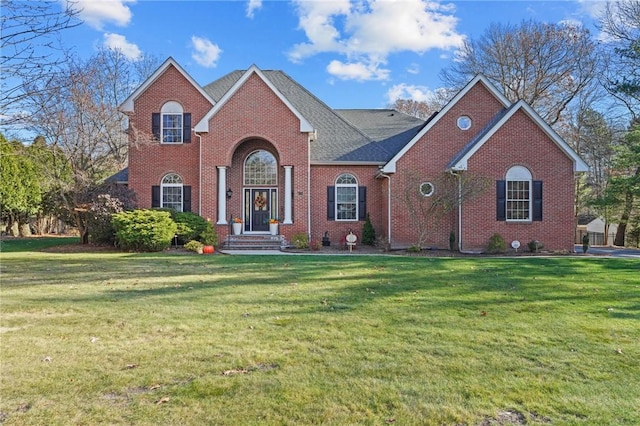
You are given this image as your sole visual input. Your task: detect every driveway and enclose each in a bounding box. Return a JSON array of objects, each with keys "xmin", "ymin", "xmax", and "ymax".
[{"xmin": 574, "ymin": 245, "xmax": 640, "ymax": 258}]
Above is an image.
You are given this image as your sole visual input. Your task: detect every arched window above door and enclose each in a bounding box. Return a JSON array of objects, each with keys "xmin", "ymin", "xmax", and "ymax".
[{"xmin": 244, "ymin": 150, "xmax": 277, "ymax": 185}]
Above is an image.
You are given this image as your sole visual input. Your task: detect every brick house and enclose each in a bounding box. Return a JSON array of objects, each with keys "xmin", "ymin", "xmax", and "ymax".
[{"xmin": 118, "ymin": 57, "xmax": 587, "ymax": 251}]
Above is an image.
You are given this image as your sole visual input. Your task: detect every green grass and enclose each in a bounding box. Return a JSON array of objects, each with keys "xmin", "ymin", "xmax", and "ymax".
[
  {"xmin": 1, "ymin": 244, "xmax": 639, "ymax": 425},
  {"xmin": 0, "ymin": 236, "xmax": 79, "ymax": 252}
]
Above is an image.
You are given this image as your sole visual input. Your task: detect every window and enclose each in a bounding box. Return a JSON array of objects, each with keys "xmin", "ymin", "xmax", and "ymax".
[
  {"xmin": 161, "ymin": 173, "xmax": 183, "ymax": 211},
  {"xmin": 506, "ymin": 166, "xmax": 531, "ymax": 221},
  {"xmin": 327, "ymin": 174, "xmax": 366, "ymax": 221},
  {"xmin": 152, "ymin": 102, "xmax": 191, "ymax": 144},
  {"xmin": 244, "ymin": 150, "xmax": 277, "ymax": 185},
  {"xmin": 420, "ymin": 182, "xmax": 435, "ymax": 197},
  {"xmin": 496, "ymin": 166, "xmax": 542, "ymax": 222},
  {"xmin": 457, "ymin": 115, "xmax": 472, "ymax": 130},
  {"xmin": 162, "ymin": 102, "xmax": 183, "ymax": 143}
]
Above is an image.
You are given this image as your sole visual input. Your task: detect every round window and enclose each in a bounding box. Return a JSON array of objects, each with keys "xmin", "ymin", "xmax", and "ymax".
[
  {"xmin": 457, "ymin": 115, "xmax": 472, "ymax": 130},
  {"xmin": 420, "ymin": 182, "xmax": 435, "ymax": 197}
]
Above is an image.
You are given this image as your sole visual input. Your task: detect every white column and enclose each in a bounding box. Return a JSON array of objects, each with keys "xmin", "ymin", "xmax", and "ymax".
[
  {"xmin": 217, "ymin": 166, "xmax": 228, "ymax": 224},
  {"xmin": 283, "ymin": 166, "xmax": 293, "ymax": 224}
]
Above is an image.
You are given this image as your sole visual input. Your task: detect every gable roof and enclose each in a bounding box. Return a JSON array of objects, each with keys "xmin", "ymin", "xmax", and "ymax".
[
  {"xmin": 446, "ymin": 99, "xmax": 589, "ymax": 172},
  {"xmin": 119, "ymin": 57, "xmax": 215, "ymax": 113},
  {"xmin": 381, "ymin": 74, "xmax": 511, "ymax": 173},
  {"xmin": 194, "ymin": 65, "xmax": 314, "ymax": 133},
  {"xmin": 201, "ymin": 68, "xmax": 424, "ymax": 163}
]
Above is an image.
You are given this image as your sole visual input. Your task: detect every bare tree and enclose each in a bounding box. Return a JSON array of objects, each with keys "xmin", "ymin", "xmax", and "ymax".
[
  {"xmin": 599, "ymin": 1, "xmax": 640, "ymax": 119},
  {"xmin": 441, "ymin": 20, "xmax": 601, "ymax": 125},
  {"xmin": 389, "ymin": 89, "xmax": 451, "ymax": 120},
  {"xmin": 1, "ymin": 0, "xmax": 81, "ymax": 124},
  {"xmin": 21, "ymin": 49, "xmax": 158, "ymax": 243},
  {"xmin": 401, "ymin": 171, "xmax": 490, "ymax": 249}
]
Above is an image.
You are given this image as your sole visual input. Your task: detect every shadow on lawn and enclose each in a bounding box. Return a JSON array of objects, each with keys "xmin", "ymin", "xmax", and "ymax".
[{"xmin": 9, "ymin": 254, "xmax": 637, "ymax": 317}]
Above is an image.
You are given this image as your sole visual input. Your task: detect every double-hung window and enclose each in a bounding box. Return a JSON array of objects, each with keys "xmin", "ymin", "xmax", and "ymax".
[
  {"xmin": 161, "ymin": 173, "xmax": 183, "ymax": 211},
  {"xmin": 161, "ymin": 101, "xmax": 183, "ymax": 143},
  {"xmin": 497, "ymin": 166, "xmax": 542, "ymax": 222},
  {"xmin": 152, "ymin": 102, "xmax": 191, "ymax": 143},
  {"xmin": 335, "ymin": 173, "xmax": 358, "ymax": 221}
]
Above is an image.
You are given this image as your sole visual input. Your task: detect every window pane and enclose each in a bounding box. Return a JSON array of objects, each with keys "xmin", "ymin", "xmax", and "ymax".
[
  {"xmin": 336, "ymin": 186, "xmax": 356, "ymax": 220},
  {"xmin": 244, "ymin": 151, "xmax": 277, "ymax": 185},
  {"xmin": 162, "ymin": 186, "xmax": 182, "ymax": 212},
  {"xmin": 162, "ymin": 114, "xmax": 182, "ymax": 143},
  {"xmin": 507, "ymin": 180, "xmax": 530, "ymax": 220}
]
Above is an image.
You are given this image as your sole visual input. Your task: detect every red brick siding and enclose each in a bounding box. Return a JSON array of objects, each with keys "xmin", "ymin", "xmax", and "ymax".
[
  {"xmin": 462, "ymin": 109, "xmax": 575, "ymax": 252},
  {"xmin": 128, "ymin": 65, "xmax": 213, "ymax": 213}
]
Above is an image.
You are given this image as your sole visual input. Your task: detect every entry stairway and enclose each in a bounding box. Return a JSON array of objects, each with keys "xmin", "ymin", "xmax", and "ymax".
[{"xmin": 223, "ymin": 234, "xmax": 285, "ymax": 251}]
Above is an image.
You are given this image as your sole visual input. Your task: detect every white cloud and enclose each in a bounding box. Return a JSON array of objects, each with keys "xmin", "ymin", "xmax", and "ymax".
[
  {"xmin": 103, "ymin": 33, "xmax": 141, "ymax": 60},
  {"xmin": 327, "ymin": 60, "xmax": 390, "ymax": 81},
  {"xmin": 191, "ymin": 36, "xmax": 222, "ymax": 68},
  {"xmin": 288, "ymin": 0, "xmax": 464, "ymax": 81},
  {"xmin": 246, "ymin": 0, "xmax": 262, "ymax": 18},
  {"xmin": 70, "ymin": 0, "xmax": 134, "ymax": 30},
  {"xmin": 386, "ymin": 83, "xmax": 433, "ymax": 103},
  {"xmin": 576, "ymin": 0, "xmax": 607, "ymax": 19},
  {"xmin": 407, "ymin": 63, "xmax": 420, "ymax": 74}
]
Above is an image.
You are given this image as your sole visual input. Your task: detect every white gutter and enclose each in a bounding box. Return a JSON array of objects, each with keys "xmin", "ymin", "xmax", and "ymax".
[
  {"xmin": 377, "ymin": 171, "xmax": 392, "ymax": 248},
  {"xmin": 195, "ymin": 131, "xmax": 202, "ymax": 216},
  {"xmin": 452, "ymin": 170, "xmax": 475, "ymax": 254}
]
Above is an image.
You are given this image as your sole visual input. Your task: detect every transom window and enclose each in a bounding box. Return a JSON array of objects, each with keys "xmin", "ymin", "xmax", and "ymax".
[
  {"xmin": 506, "ymin": 166, "xmax": 532, "ymax": 221},
  {"xmin": 161, "ymin": 101, "xmax": 183, "ymax": 143},
  {"xmin": 161, "ymin": 173, "xmax": 183, "ymax": 211},
  {"xmin": 244, "ymin": 150, "xmax": 277, "ymax": 185},
  {"xmin": 336, "ymin": 173, "xmax": 357, "ymax": 221}
]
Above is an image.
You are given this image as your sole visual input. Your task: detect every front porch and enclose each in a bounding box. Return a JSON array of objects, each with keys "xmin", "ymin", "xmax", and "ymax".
[{"xmin": 223, "ymin": 234, "xmax": 285, "ymax": 251}]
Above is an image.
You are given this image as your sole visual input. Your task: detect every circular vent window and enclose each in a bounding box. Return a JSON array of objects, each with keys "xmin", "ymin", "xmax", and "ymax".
[
  {"xmin": 420, "ymin": 182, "xmax": 435, "ymax": 197},
  {"xmin": 457, "ymin": 115, "xmax": 472, "ymax": 130}
]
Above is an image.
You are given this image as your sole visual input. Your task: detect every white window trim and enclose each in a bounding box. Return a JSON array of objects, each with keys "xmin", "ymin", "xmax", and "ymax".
[
  {"xmin": 506, "ymin": 166, "xmax": 532, "ymax": 222},
  {"xmin": 335, "ymin": 173, "xmax": 358, "ymax": 221},
  {"xmin": 161, "ymin": 173, "xmax": 184, "ymax": 211},
  {"xmin": 244, "ymin": 150, "xmax": 278, "ymax": 186},
  {"xmin": 161, "ymin": 101, "xmax": 183, "ymax": 144}
]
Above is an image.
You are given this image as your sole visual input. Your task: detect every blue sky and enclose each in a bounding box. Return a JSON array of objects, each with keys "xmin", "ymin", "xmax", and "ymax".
[{"xmin": 61, "ymin": 0, "xmax": 607, "ymax": 109}]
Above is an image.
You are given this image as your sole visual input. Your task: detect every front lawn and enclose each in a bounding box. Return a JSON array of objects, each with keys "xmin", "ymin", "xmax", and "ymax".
[{"xmin": 1, "ymin": 249, "xmax": 638, "ymax": 425}]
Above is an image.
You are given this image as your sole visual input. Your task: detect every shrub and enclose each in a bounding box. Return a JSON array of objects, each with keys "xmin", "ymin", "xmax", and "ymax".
[
  {"xmin": 487, "ymin": 233, "xmax": 506, "ymax": 254},
  {"xmin": 361, "ymin": 213, "xmax": 375, "ymax": 245},
  {"xmin": 173, "ymin": 212, "xmax": 207, "ymax": 243},
  {"xmin": 112, "ymin": 209, "xmax": 177, "ymax": 252},
  {"xmin": 449, "ymin": 231, "xmax": 456, "ymax": 251},
  {"xmin": 184, "ymin": 240, "xmax": 204, "ymax": 253},
  {"xmin": 528, "ymin": 240, "xmax": 544, "ymax": 253},
  {"xmin": 291, "ymin": 232, "xmax": 309, "ymax": 249},
  {"xmin": 200, "ymin": 221, "xmax": 217, "ymax": 246},
  {"xmin": 407, "ymin": 244, "xmax": 421, "ymax": 253},
  {"xmin": 88, "ymin": 194, "xmax": 125, "ymax": 245}
]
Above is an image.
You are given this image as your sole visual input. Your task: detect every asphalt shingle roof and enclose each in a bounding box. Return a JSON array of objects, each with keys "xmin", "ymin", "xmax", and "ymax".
[{"xmin": 203, "ymin": 70, "xmax": 426, "ymax": 163}]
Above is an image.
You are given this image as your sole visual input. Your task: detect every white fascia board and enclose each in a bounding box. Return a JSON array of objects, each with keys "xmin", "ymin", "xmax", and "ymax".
[
  {"xmin": 119, "ymin": 57, "xmax": 215, "ymax": 113},
  {"xmin": 194, "ymin": 65, "xmax": 314, "ymax": 133},
  {"xmin": 381, "ymin": 74, "xmax": 511, "ymax": 174},
  {"xmin": 448, "ymin": 100, "xmax": 590, "ymax": 173}
]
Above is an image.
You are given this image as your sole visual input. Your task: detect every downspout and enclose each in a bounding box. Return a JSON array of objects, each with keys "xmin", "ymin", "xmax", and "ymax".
[
  {"xmin": 377, "ymin": 171, "xmax": 392, "ymax": 248},
  {"xmin": 195, "ymin": 131, "xmax": 202, "ymax": 216},
  {"xmin": 452, "ymin": 170, "xmax": 475, "ymax": 254},
  {"xmin": 307, "ymin": 131, "xmax": 313, "ymax": 240}
]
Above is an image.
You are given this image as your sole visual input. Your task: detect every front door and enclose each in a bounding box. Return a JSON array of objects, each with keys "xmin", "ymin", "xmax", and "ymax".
[{"xmin": 245, "ymin": 189, "xmax": 276, "ymax": 232}]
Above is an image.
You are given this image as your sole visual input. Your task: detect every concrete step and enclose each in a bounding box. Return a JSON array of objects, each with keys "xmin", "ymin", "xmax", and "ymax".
[{"xmin": 223, "ymin": 234, "xmax": 284, "ymax": 250}]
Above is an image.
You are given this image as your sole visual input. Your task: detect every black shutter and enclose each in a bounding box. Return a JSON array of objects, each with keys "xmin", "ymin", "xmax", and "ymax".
[
  {"xmin": 496, "ymin": 180, "xmax": 506, "ymax": 221},
  {"xmin": 183, "ymin": 113, "xmax": 191, "ymax": 143},
  {"xmin": 152, "ymin": 113, "xmax": 160, "ymax": 141},
  {"xmin": 327, "ymin": 186, "xmax": 335, "ymax": 220},
  {"xmin": 532, "ymin": 180, "xmax": 542, "ymax": 221},
  {"xmin": 358, "ymin": 186, "xmax": 367, "ymax": 220},
  {"xmin": 183, "ymin": 186, "xmax": 192, "ymax": 212},
  {"xmin": 152, "ymin": 186, "xmax": 160, "ymax": 208}
]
